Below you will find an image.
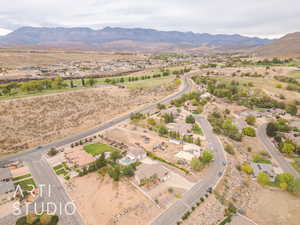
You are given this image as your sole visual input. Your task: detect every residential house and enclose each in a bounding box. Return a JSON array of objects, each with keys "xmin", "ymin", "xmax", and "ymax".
[
  {"xmin": 175, "ymin": 151, "xmax": 195, "ymax": 162},
  {"xmin": 119, "ymin": 146, "xmax": 147, "ymax": 166},
  {"xmin": 166, "ymin": 123, "xmax": 193, "ymax": 137},
  {"xmin": 183, "ymin": 143, "xmax": 202, "ymax": 158},
  {"xmin": 160, "ymin": 108, "xmax": 181, "ymax": 119},
  {"xmin": 135, "ymin": 164, "xmax": 169, "ymax": 185}
]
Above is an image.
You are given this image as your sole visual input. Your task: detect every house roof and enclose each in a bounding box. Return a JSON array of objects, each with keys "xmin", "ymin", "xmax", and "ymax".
[
  {"xmin": 175, "ymin": 151, "xmax": 194, "ymax": 161},
  {"xmin": 127, "ymin": 146, "xmax": 146, "ymax": 158},
  {"xmin": 183, "ymin": 143, "xmax": 201, "ymax": 152},
  {"xmin": 0, "ymin": 168, "xmax": 12, "ymax": 180},
  {"xmin": 166, "ymin": 123, "xmax": 192, "ymax": 135},
  {"xmin": 135, "ymin": 164, "xmax": 168, "ymax": 181}
]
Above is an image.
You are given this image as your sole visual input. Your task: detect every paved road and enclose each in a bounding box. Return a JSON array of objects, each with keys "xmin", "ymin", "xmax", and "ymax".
[
  {"xmin": 257, "ymin": 124, "xmax": 299, "ymax": 178},
  {"xmin": 150, "ymin": 115, "xmax": 226, "ymax": 225},
  {"xmin": 0, "ymin": 72, "xmax": 196, "ymax": 225}
]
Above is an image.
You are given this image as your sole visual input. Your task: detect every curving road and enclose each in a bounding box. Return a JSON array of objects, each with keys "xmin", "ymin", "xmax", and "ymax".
[
  {"xmin": 149, "ymin": 115, "xmax": 227, "ymax": 225},
  {"xmin": 257, "ymin": 124, "xmax": 299, "ymax": 178},
  {"xmin": 0, "ymin": 72, "xmax": 197, "ymax": 225}
]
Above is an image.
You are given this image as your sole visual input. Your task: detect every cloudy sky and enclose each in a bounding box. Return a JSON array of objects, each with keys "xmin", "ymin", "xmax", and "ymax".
[{"xmin": 0, "ymin": 0, "xmax": 299, "ymax": 38}]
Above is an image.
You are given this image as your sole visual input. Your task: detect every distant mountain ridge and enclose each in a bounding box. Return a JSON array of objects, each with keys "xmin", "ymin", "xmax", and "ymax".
[
  {"xmin": 0, "ymin": 26, "xmax": 273, "ymax": 51},
  {"xmin": 254, "ymin": 32, "xmax": 300, "ymax": 58}
]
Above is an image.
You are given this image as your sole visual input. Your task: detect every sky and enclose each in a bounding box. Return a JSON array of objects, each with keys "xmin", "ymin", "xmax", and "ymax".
[{"xmin": 0, "ymin": 0, "xmax": 299, "ymax": 38}]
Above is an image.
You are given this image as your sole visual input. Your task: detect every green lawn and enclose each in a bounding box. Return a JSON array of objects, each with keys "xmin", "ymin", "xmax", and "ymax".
[
  {"xmin": 12, "ymin": 173, "xmax": 32, "ymax": 181},
  {"xmin": 83, "ymin": 143, "xmax": 118, "ymax": 156},
  {"xmin": 53, "ymin": 164, "xmax": 64, "ymax": 171},
  {"xmin": 126, "ymin": 76, "xmax": 175, "ymax": 89},
  {"xmin": 55, "ymin": 168, "xmax": 67, "ymax": 175},
  {"xmin": 192, "ymin": 124, "xmax": 203, "ymax": 135},
  {"xmin": 15, "ymin": 178, "xmax": 36, "ymax": 191}
]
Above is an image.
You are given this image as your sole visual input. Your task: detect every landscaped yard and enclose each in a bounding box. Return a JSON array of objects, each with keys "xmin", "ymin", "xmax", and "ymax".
[
  {"xmin": 83, "ymin": 143, "xmax": 118, "ymax": 156},
  {"xmin": 15, "ymin": 178, "xmax": 36, "ymax": 191},
  {"xmin": 12, "ymin": 173, "xmax": 32, "ymax": 181}
]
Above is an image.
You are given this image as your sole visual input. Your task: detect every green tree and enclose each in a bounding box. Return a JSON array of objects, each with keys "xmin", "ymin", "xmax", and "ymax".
[
  {"xmin": 245, "ymin": 115, "xmax": 256, "ymax": 125},
  {"xmin": 70, "ymin": 80, "xmax": 74, "ymax": 88},
  {"xmin": 242, "ymin": 127, "xmax": 256, "ymax": 137},
  {"xmin": 266, "ymin": 122, "xmax": 278, "ymax": 137},
  {"xmin": 241, "ymin": 164, "xmax": 253, "ymax": 174},
  {"xmin": 110, "ymin": 151, "xmax": 122, "ymax": 162},
  {"xmin": 122, "ymin": 166, "xmax": 134, "ymax": 177},
  {"xmin": 158, "ymin": 125, "xmax": 168, "ymax": 136},
  {"xmin": 163, "ymin": 113, "xmax": 174, "ymax": 123},
  {"xmin": 280, "ymin": 142, "xmax": 296, "ymax": 154},
  {"xmin": 95, "ymin": 153, "xmax": 106, "ymax": 169},
  {"xmin": 275, "ymin": 173, "xmax": 294, "ymax": 189},
  {"xmin": 185, "ymin": 115, "xmax": 195, "ymax": 124},
  {"xmin": 51, "ymin": 77, "xmax": 64, "ymax": 89},
  {"xmin": 225, "ymin": 144, "xmax": 235, "ymax": 155},
  {"xmin": 288, "ymin": 178, "xmax": 300, "ymax": 195},
  {"xmin": 191, "ymin": 158, "xmax": 203, "ymax": 171},
  {"xmin": 108, "ymin": 165, "xmax": 121, "ymax": 181},
  {"xmin": 157, "ymin": 103, "xmax": 166, "ymax": 110},
  {"xmin": 257, "ymin": 172, "xmax": 270, "ymax": 186},
  {"xmin": 81, "ymin": 78, "xmax": 85, "ymax": 86},
  {"xmin": 285, "ymin": 104, "xmax": 297, "ymax": 115},
  {"xmin": 87, "ymin": 78, "xmax": 96, "ymax": 86},
  {"xmin": 147, "ymin": 118, "xmax": 156, "ymax": 126},
  {"xmin": 201, "ymin": 151, "xmax": 214, "ymax": 164}
]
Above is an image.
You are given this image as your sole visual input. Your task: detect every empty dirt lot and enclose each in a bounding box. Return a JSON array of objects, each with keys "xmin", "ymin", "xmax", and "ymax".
[
  {"xmin": 68, "ymin": 174, "xmax": 161, "ymax": 225},
  {"xmin": 0, "ymin": 83, "xmax": 177, "ymax": 156}
]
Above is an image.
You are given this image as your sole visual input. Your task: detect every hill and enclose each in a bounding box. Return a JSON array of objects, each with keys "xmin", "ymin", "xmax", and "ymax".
[
  {"xmin": 0, "ymin": 26, "xmax": 272, "ymax": 51},
  {"xmin": 254, "ymin": 32, "xmax": 300, "ymax": 58}
]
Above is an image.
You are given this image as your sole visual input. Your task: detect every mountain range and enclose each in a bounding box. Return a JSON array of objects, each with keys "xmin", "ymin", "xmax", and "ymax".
[
  {"xmin": 0, "ymin": 26, "xmax": 272, "ymax": 51},
  {"xmin": 254, "ymin": 32, "xmax": 300, "ymax": 58}
]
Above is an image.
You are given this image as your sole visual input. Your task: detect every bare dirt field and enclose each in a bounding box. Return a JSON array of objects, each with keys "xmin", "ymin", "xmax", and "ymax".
[
  {"xmin": 0, "ymin": 83, "xmax": 177, "ymax": 156},
  {"xmin": 68, "ymin": 174, "xmax": 161, "ymax": 225},
  {"xmin": 0, "ymin": 49, "xmax": 144, "ymax": 67},
  {"xmin": 247, "ymin": 187, "xmax": 300, "ymax": 225}
]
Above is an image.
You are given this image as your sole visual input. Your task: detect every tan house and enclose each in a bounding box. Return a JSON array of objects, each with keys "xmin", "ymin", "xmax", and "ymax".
[
  {"xmin": 119, "ymin": 146, "xmax": 147, "ymax": 166},
  {"xmin": 166, "ymin": 122, "xmax": 192, "ymax": 136}
]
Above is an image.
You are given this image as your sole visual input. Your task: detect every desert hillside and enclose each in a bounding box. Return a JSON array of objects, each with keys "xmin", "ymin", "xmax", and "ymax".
[
  {"xmin": 0, "ymin": 84, "xmax": 175, "ymax": 156},
  {"xmin": 255, "ymin": 32, "xmax": 300, "ymax": 58}
]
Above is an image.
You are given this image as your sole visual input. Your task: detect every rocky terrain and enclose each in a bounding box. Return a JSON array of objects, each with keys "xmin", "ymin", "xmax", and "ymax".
[{"xmin": 0, "ymin": 84, "xmax": 175, "ymax": 156}]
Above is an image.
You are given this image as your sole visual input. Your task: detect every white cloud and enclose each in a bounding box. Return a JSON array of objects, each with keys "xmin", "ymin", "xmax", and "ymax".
[
  {"xmin": 0, "ymin": 0, "xmax": 299, "ymax": 38},
  {"xmin": 0, "ymin": 28, "xmax": 12, "ymax": 36}
]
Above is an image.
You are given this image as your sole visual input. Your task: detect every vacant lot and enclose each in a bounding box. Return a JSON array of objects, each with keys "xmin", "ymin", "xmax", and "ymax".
[
  {"xmin": 0, "ymin": 82, "xmax": 178, "ymax": 156},
  {"xmin": 247, "ymin": 188, "xmax": 300, "ymax": 225},
  {"xmin": 68, "ymin": 174, "xmax": 161, "ymax": 225},
  {"xmin": 0, "ymin": 49, "xmax": 143, "ymax": 67}
]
